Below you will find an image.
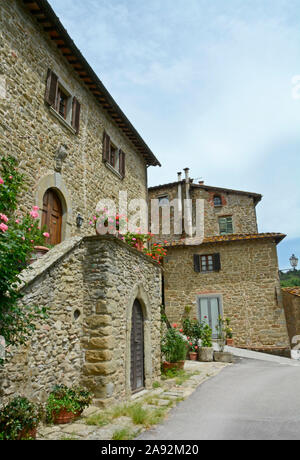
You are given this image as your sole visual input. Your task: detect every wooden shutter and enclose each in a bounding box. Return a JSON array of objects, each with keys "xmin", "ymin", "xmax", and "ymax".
[
  {"xmin": 45, "ymin": 69, "xmax": 58, "ymax": 107},
  {"xmin": 194, "ymin": 254, "xmax": 201, "ymax": 273},
  {"xmin": 102, "ymin": 131, "xmax": 110, "ymax": 162},
  {"xmin": 72, "ymin": 97, "xmax": 81, "ymax": 134},
  {"xmin": 119, "ymin": 150, "xmax": 125, "ymax": 178},
  {"xmin": 213, "ymin": 253, "xmax": 221, "ymax": 272}
]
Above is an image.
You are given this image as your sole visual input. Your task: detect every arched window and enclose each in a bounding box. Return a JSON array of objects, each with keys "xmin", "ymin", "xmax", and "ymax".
[{"xmin": 213, "ymin": 195, "xmax": 222, "ymax": 207}]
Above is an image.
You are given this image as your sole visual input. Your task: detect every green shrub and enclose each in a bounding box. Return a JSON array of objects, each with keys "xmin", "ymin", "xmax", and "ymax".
[
  {"xmin": 161, "ymin": 327, "xmax": 187, "ymax": 363},
  {"xmin": 46, "ymin": 385, "xmax": 93, "ymax": 423},
  {"xmin": 0, "ymin": 396, "xmax": 43, "ymax": 440}
]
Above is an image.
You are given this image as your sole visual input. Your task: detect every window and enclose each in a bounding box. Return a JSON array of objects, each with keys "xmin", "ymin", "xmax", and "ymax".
[
  {"xmin": 194, "ymin": 254, "xmax": 221, "ymax": 273},
  {"xmin": 158, "ymin": 195, "xmax": 169, "ymax": 206},
  {"xmin": 219, "ymin": 216, "xmax": 233, "ymax": 235},
  {"xmin": 57, "ymin": 86, "xmax": 69, "ymax": 120},
  {"xmin": 45, "ymin": 69, "xmax": 81, "ymax": 134},
  {"xmin": 102, "ymin": 131, "xmax": 126, "ymax": 178},
  {"xmin": 213, "ymin": 195, "xmax": 222, "ymax": 207}
]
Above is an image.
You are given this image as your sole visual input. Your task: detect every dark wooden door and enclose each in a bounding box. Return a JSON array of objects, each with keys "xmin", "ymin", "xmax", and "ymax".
[
  {"xmin": 41, "ymin": 189, "xmax": 62, "ymax": 246},
  {"xmin": 131, "ymin": 300, "xmax": 145, "ymax": 393}
]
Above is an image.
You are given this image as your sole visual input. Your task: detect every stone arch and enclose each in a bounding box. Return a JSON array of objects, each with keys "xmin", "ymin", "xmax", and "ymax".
[
  {"xmin": 35, "ymin": 173, "xmax": 73, "ymax": 241},
  {"xmin": 125, "ymin": 284, "xmax": 153, "ymax": 396}
]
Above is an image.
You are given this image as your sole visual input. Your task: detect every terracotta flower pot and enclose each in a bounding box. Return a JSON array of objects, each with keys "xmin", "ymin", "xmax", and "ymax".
[
  {"xmin": 29, "ymin": 246, "xmax": 49, "ymax": 264},
  {"xmin": 136, "ymin": 240, "xmax": 144, "ymax": 251},
  {"xmin": 17, "ymin": 426, "xmax": 37, "ymax": 440},
  {"xmin": 189, "ymin": 352, "xmax": 198, "ymax": 361},
  {"xmin": 163, "ymin": 361, "xmax": 185, "ymax": 372},
  {"xmin": 52, "ymin": 409, "xmax": 78, "ymax": 425},
  {"xmin": 226, "ymin": 338, "xmax": 234, "ymax": 347}
]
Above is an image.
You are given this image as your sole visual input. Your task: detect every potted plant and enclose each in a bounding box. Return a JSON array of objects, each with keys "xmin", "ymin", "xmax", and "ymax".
[
  {"xmin": 214, "ymin": 317, "xmax": 233, "ymax": 363},
  {"xmin": 46, "ymin": 385, "xmax": 93, "ymax": 425},
  {"xmin": 198, "ymin": 323, "xmax": 214, "ymax": 362},
  {"xmin": 161, "ymin": 326, "xmax": 187, "ymax": 371},
  {"xmin": 0, "ymin": 396, "xmax": 43, "ymax": 440},
  {"xmin": 225, "ymin": 318, "xmax": 234, "ymax": 346},
  {"xmin": 182, "ymin": 317, "xmax": 203, "ymax": 360},
  {"xmin": 188, "ymin": 341, "xmax": 198, "ymax": 361}
]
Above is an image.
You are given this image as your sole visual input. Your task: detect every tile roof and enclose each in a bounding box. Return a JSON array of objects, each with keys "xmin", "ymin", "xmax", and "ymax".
[
  {"xmin": 282, "ymin": 287, "xmax": 300, "ymax": 297},
  {"xmin": 163, "ymin": 233, "xmax": 286, "ymax": 247}
]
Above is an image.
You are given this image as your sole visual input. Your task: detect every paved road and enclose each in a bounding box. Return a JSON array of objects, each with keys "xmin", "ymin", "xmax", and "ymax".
[{"xmin": 138, "ymin": 358, "xmax": 300, "ymax": 440}]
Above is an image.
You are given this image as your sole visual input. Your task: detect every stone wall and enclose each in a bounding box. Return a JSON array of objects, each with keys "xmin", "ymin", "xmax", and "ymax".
[
  {"xmin": 0, "ymin": 236, "xmax": 162, "ymax": 407},
  {"xmin": 0, "ymin": 0, "xmax": 149, "ymax": 240},
  {"xmin": 163, "ymin": 238, "xmax": 290, "ymax": 354},
  {"xmin": 148, "ymin": 183, "xmax": 259, "ymax": 242},
  {"xmin": 282, "ymin": 289, "xmax": 300, "ymax": 347}
]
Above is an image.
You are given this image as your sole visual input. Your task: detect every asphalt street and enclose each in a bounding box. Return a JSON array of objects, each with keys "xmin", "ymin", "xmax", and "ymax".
[{"xmin": 138, "ymin": 357, "xmax": 300, "ymax": 440}]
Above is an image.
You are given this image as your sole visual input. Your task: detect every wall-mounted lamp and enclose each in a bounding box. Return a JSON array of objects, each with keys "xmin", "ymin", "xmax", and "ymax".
[{"xmin": 76, "ymin": 214, "xmax": 84, "ymax": 228}]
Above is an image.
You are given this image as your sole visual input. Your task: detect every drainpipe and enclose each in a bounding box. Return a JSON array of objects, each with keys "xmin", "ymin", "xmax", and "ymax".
[{"xmin": 184, "ymin": 168, "xmax": 193, "ymax": 237}]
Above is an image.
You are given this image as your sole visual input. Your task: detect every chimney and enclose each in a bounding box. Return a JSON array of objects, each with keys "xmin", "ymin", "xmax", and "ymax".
[
  {"xmin": 177, "ymin": 172, "xmax": 183, "ymax": 217},
  {"xmin": 184, "ymin": 168, "xmax": 193, "ymax": 237},
  {"xmin": 198, "ymin": 181, "xmax": 204, "ymax": 185},
  {"xmin": 184, "ymin": 168, "xmax": 190, "ymax": 183}
]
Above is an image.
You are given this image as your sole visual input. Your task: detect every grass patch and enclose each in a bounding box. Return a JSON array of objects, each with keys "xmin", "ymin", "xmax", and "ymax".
[
  {"xmin": 162, "ymin": 368, "xmax": 201, "ymax": 385},
  {"xmin": 152, "ymin": 381, "xmax": 161, "ymax": 389},
  {"xmin": 60, "ymin": 435, "xmax": 78, "ymax": 440},
  {"xmin": 129, "ymin": 404, "xmax": 148, "ymax": 425},
  {"xmin": 145, "ymin": 407, "xmax": 168, "ymax": 428},
  {"xmin": 85, "ymin": 411, "xmax": 111, "ymax": 427},
  {"xmin": 112, "ymin": 428, "xmax": 135, "ymax": 441}
]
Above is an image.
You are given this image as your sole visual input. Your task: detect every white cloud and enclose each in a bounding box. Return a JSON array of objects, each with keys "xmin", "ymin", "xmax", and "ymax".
[{"xmin": 48, "ymin": 0, "xmax": 300, "ymax": 240}]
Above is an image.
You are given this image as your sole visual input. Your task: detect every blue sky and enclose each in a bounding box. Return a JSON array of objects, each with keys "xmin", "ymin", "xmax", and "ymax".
[{"xmin": 48, "ymin": 0, "xmax": 300, "ymax": 269}]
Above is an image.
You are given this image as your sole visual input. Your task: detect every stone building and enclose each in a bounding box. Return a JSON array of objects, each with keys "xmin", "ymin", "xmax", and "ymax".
[
  {"xmin": 0, "ymin": 0, "xmax": 162, "ymax": 405},
  {"xmin": 149, "ymin": 170, "xmax": 290, "ymax": 356},
  {"xmin": 0, "ymin": 0, "xmax": 160, "ymax": 246},
  {"xmin": 282, "ymin": 287, "xmax": 300, "ymax": 348}
]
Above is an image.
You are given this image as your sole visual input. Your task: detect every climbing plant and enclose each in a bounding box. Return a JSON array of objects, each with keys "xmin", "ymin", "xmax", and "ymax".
[{"xmin": 0, "ymin": 156, "xmax": 48, "ymax": 354}]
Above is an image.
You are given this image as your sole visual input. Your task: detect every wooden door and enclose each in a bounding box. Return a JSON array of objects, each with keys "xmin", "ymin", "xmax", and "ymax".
[
  {"xmin": 131, "ymin": 300, "xmax": 145, "ymax": 393},
  {"xmin": 41, "ymin": 189, "xmax": 62, "ymax": 246}
]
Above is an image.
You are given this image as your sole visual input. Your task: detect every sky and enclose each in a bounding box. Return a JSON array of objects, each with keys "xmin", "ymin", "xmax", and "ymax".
[{"xmin": 48, "ymin": 0, "xmax": 300, "ymax": 269}]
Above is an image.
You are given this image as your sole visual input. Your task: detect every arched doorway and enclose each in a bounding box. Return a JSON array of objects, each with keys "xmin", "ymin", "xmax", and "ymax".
[
  {"xmin": 130, "ymin": 300, "xmax": 145, "ymax": 393},
  {"xmin": 41, "ymin": 189, "xmax": 63, "ymax": 246}
]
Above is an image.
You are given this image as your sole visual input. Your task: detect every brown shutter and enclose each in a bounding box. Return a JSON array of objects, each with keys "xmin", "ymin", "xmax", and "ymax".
[
  {"xmin": 194, "ymin": 254, "xmax": 201, "ymax": 273},
  {"xmin": 102, "ymin": 131, "xmax": 110, "ymax": 162},
  {"xmin": 213, "ymin": 253, "xmax": 221, "ymax": 272},
  {"xmin": 119, "ymin": 150, "xmax": 125, "ymax": 178},
  {"xmin": 72, "ymin": 97, "xmax": 81, "ymax": 134},
  {"xmin": 45, "ymin": 69, "xmax": 58, "ymax": 107}
]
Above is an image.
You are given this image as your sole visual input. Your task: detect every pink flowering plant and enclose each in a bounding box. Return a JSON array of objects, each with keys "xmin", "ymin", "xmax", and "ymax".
[
  {"xmin": 89, "ymin": 208, "xmax": 127, "ymax": 235},
  {"xmin": 0, "ymin": 156, "xmax": 48, "ymax": 353},
  {"xmin": 89, "ymin": 209, "xmax": 168, "ymax": 264}
]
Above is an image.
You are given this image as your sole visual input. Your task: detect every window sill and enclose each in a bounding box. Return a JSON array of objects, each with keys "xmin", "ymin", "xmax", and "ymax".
[
  {"xmin": 49, "ymin": 106, "xmax": 76, "ymax": 135},
  {"xmin": 105, "ymin": 161, "xmax": 123, "ymax": 180}
]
